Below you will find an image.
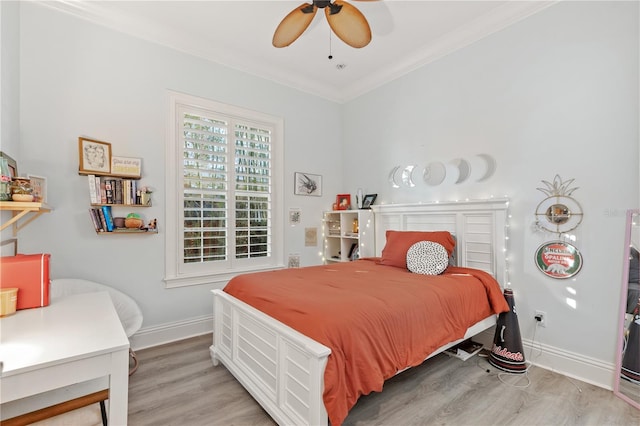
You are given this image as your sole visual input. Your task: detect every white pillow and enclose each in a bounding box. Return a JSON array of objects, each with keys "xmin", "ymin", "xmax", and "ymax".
[{"xmin": 406, "ymin": 241, "xmax": 449, "ymax": 275}]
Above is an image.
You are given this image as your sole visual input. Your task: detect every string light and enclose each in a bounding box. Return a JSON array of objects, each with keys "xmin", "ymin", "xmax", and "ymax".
[{"xmin": 504, "ymin": 199, "xmax": 512, "ymax": 288}]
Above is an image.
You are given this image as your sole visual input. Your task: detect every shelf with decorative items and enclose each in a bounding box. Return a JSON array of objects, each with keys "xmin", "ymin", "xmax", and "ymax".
[
  {"xmin": 0, "ymin": 152, "xmax": 53, "ymax": 235},
  {"xmin": 77, "ymin": 137, "xmax": 156, "ymax": 235},
  {"xmin": 87, "ymin": 192, "xmax": 157, "ymax": 235},
  {"xmin": 323, "ymin": 209, "xmax": 374, "ymax": 263},
  {"xmin": 88, "ymin": 208, "xmax": 158, "ymax": 235}
]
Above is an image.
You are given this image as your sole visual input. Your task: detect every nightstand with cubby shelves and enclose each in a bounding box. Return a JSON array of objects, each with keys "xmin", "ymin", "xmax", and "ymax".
[{"xmin": 323, "ymin": 210, "xmax": 374, "ymax": 263}]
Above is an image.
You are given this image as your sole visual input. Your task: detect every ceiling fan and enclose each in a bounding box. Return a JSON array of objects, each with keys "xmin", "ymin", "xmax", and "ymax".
[{"xmin": 272, "ymin": 0, "xmax": 375, "ymax": 49}]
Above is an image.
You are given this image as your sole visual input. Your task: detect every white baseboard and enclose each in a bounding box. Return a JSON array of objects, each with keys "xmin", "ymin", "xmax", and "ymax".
[
  {"xmin": 474, "ymin": 328, "xmax": 615, "ymax": 390},
  {"xmin": 130, "ymin": 314, "xmax": 213, "ymax": 351},
  {"xmin": 522, "ymin": 338, "xmax": 616, "ymax": 390},
  {"xmin": 131, "ymin": 317, "xmax": 616, "ymax": 392}
]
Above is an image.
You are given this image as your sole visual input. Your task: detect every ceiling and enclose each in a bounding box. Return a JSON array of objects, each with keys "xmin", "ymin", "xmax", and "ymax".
[{"xmin": 37, "ymin": 0, "xmax": 556, "ymax": 103}]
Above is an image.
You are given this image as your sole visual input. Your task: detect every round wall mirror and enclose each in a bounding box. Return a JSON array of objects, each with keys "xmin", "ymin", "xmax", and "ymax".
[
  {"xmin": 535, "ymin": 196, "xmax": 583, "ymax": 234},
  {"xmin": 545, "ymin": 204, "xmax": 571, "ymax": 224}
]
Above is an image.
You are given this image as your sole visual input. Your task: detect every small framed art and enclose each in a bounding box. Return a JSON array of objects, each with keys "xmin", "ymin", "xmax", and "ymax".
[
  {"xmin": 79, "ymin": 137, "xmax": 111, "ymax": 174},
  {"xmin": 27, "ymin": 175, "xmax": 47, "ymax": 203},
  {"xmin": 289, "ymin": 208, "xmax": 301, "ymax": 225},
  {"xmin": 336, "ymin": 194, "xmax": 351, "ymax": 210},
  {"xmin": 0, "ymin": 151, "xmax": 17, "ymax": 177},
  {"xmin": 294, "ymin": 172, "xmax": 322, "ymax": 196},
  {"xmin": 111, "ymin": 156, "xmax": 142, "ymax": 178},
  {"xmin": 362, "ymin": 193, "xmax": 377, "ymax": 209}
]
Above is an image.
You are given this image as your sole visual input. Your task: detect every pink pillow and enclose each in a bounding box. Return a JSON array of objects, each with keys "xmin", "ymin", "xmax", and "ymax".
[{"xmin": 378, "ymin": 230, "xmax": 456, "ymax": 269}]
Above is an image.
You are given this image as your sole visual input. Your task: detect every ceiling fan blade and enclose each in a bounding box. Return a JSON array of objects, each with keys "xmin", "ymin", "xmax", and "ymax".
[
  {"xmin": 272, "ymin": 3, "xmax": 318, "ymax": 48},
  {"xmin": 325, "ymin": 0, "xmax": 372, "ymax": 48}
]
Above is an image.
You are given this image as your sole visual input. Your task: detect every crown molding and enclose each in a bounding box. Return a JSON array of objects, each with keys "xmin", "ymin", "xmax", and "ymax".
[{"xmin": 31, "ymin": 0, "xmax": 558, "ymax": 104}]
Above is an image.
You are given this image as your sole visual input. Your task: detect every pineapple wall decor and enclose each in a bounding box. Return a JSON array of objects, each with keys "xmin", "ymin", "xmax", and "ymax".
[
  {"xmin": 534, "ymin": 174, "xmax": 584, "ymax": 235},
  {"xmin": 533, "ymin": 175, "xmax": 584, "ymax": 279}
]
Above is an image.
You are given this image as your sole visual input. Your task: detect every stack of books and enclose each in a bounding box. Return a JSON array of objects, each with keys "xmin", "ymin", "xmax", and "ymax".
[
  {"xmin": 87, "ymin": 174, "xmax": 142, "ymax": 205},
  {"xmin": 88, "ymin": 205, "xmax": 115, "ymax": 232}
]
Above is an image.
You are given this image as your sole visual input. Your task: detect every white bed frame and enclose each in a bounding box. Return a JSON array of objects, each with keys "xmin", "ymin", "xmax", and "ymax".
[{"xmin": 210, "ymin": 199, "xmax": 509, "ymax": 426}]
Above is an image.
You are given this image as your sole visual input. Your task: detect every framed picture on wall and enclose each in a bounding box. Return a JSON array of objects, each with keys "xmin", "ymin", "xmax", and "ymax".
[
  {"xmin": 294, "ymin": 172, "xmax": 322, "ymax": 196},
  {"xmin": 0, "ymin": 151, "xmax": 17, "ymax": 177},
  {"xmin": 27, "ymin": 174, "xmax": 47, "ymax": 203},
  {"xmin": 78, "ymin": 137, "xmax": 111, "ymax": 174},
  {"xmin": 111, "ymin": 156, "xmax": 142, "ymax": 178}
]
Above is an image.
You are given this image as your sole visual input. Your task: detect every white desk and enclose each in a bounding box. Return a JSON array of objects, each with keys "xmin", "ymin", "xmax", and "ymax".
[{"xmin": 0, "ymin": 291, "xmax": 129, "ymax": 425}]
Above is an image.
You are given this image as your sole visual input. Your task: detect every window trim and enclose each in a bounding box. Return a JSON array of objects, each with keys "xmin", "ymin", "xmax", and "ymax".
[{"xmin": 164, "ymin": 91, "xmax": 284, "ymax": 288}]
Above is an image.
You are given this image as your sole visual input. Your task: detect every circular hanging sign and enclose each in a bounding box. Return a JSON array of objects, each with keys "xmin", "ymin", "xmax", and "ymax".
[{"xmin": 535, "ymin": 241, "xmax": 583, "ymax": 279}]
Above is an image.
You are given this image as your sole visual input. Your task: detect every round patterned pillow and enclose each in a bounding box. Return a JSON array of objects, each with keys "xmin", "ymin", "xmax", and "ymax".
[{"xmin": 406, "ymin": 241, "xmax": 449, "ymax": 275}]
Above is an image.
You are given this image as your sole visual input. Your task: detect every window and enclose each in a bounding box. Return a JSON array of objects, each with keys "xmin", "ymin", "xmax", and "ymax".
[{"xmin": 165, "ymin": 92, "xmax": 284, "ymax": 288}]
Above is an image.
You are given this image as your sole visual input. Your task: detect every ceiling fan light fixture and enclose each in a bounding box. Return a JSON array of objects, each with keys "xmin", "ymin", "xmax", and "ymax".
[
  {"xmin": 272, "ymin": 3, "xmax": 318, "ymax": 48},
  {"xmin": 272, "ymin": 0, "xmax": 372, "ymax": 49},
  {"xmin": 300, "ymin": 3, "xmax": 316, "ymax": 14},
  {"xmin": 325, "ymin": 0, "xmax": 371, "ymax": 48},
  {"xmin": 327, "ymin": 3, "xmax": 343, "ymax": 15}
]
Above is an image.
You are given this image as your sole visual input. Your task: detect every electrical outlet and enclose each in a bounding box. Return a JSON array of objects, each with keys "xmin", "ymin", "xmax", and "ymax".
[{"xmin": 535, "ymin": 310, "xmax": 547, "ymax": 327}]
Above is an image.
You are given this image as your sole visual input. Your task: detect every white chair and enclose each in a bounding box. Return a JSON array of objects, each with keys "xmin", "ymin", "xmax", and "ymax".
[{"xmin": 50, "ymin": 278, "xmax": 143, "ymax": 374}]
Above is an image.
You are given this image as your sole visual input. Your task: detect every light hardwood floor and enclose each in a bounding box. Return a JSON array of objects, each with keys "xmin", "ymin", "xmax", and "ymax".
[{"xmin": 125, "ymin": 334, "xmax": 640, "ymax": 426}]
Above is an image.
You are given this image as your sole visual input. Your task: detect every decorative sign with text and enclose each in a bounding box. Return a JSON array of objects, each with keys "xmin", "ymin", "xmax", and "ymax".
[
  {"xmin": 111, "ymin": 156, "xmax": 141, "ymax": 178},
  {"xmin": 535, "ymin": 241, "xmax": 583, "ymax": 279}
]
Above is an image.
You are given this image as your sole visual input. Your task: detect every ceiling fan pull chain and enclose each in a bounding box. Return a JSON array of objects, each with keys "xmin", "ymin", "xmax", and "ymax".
[{"xmin": 328, "ymin": 29, "xmax": 333, "ymax": 60}]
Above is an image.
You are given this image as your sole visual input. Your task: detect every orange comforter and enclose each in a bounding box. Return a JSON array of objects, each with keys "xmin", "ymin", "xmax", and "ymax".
[{"xmin": 224, "ymin": 259, "xmax": 509, "ymax": 426}]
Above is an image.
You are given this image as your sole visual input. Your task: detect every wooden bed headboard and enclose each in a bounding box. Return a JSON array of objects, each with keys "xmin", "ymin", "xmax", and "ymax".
[{"xmin": 371, "ymin": 198, "xmax": 509, "ymax": 286}]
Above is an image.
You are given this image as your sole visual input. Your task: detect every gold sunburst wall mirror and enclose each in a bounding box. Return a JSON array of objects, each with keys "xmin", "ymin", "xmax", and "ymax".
[{"xmin": 534, "ymin": 175, "xmax": 584, "ymax": 235}]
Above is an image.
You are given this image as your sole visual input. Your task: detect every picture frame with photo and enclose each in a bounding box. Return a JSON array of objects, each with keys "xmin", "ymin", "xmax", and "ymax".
[
  {"xmin": 362, "ymin": 193, "xmax": 378, "ymax": 209},
  {"xmin": 336, "ymin": 194, "xmax": 351, "ymax": 210},
  {"xmin": 0, "ymin": 151, "xmax": 18, "ymax": 178},
  {"xmin": 294, "ymin": 172, "xmax": 322, "ymax": 196},
  {"xmin": 78, "ymin": 137, "xmax": 111, "ymax": 174},
  {"xmin": 27, "ymin": 175, "xmax": 47, "ymax": 203}
]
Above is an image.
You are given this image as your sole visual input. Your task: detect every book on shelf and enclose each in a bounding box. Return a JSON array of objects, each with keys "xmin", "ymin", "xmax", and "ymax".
[
  {"xmin": 88, "ymin": 208, "xmax": 104, "ymax": 232},
  {"xmin": 444, "ymin": 339, "xmax": 483, "ymax": 361},
  {"xmin": 114, "ymin": 179, "xmax": 123, "ymax": 204},
  {"xmin": 87, "ymin": 174, "xmax": 98, "ymax": 204},
  {"xmin": 101, "ymin": 205, "xmax": 115, "ymax": 232},
  {"xmin": 99, "ymin": 179, "xmax": 107, "ymax": 203},
  {"xmin": 97, "ymin": 207, "xmax": 108, "ymax": 231},
  {"xmin": 104, "ymin": 179, "xmax": 114, "ymax": 204},
  {"xmin": 86, "ymin": 176, "xmax": 149, "ymax": 206}
]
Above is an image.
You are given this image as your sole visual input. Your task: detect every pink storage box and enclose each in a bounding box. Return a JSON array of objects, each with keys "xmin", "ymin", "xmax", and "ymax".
[{"xmin": 0, "ymin": 253, "xmax": 51, "ymax": 310}]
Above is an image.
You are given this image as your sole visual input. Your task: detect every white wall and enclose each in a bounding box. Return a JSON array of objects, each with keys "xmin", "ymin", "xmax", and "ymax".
[
  {"xmin": 342, "ymin": 1, "xmax": 639, "ymax": 387},
  {"xmin": 0, "ymin": 0, "xmax": 19, "ymax": 156},
  {"xmin": 17, "ymin": 3, "xmax": 340, "ymax": 335},
  {"xmin": 14, "ymin": 0, "xmax": 639, "ymax": 389},
  {"xmin": 0, "ymin": 1, "xmax": 21, "ymax": 254}
]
